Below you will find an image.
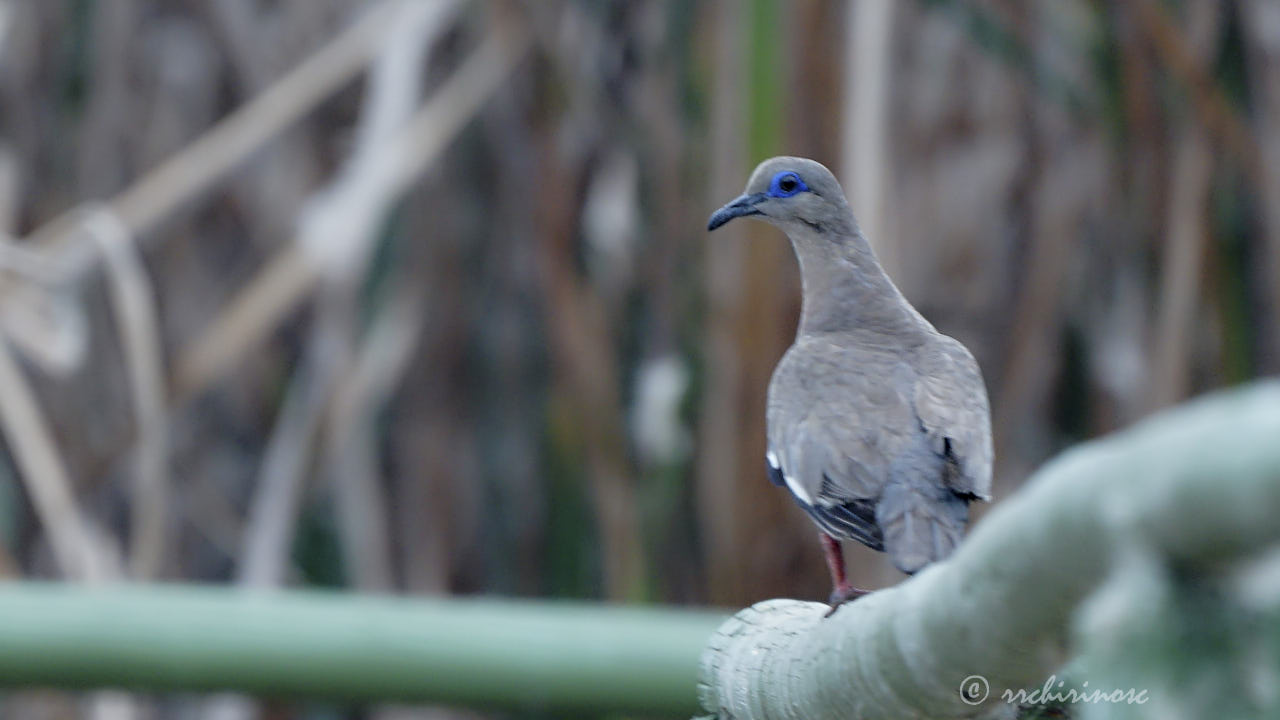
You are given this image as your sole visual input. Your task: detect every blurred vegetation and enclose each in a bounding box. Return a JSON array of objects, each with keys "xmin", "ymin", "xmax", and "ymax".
[{"xmin": 0, "ymin": 0, "xmax": 1277, "ymax": 718}]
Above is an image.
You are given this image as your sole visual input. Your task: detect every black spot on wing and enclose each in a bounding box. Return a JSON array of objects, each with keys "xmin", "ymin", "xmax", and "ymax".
[
  {"xmin": 767, "ymin": 457, "xmax": 886, "ymax": 552},
  {"xmin": 766, "ymin": 458, "xmax": 785, "ymax": 487},
  {"xmin": 941, "ymin": 437, "xmax": 983, "ymax": 502},
  {"xmin": 806, "ymin": 498, "xmax": 884, "ymax": 552},
  {"xmin": 784, "ymin": 481, "xmax": 884, "ymax": 552}
]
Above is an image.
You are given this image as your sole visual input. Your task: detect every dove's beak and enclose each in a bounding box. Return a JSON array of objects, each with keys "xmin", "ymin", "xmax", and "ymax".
[{"xmin": 708, "ymin": 193, "xmax": 767, "ymax": 231}]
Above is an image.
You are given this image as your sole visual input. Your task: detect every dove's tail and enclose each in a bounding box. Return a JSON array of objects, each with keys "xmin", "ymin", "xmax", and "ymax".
[{"xmin": 876, "ymin": 475, "xmax": 971, "ymax": 575}]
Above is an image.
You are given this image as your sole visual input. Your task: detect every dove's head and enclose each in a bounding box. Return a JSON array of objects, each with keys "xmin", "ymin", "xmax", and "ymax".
[{"xmin": 707, "ymin": 156, "xmax": 854, "ymax": 237}]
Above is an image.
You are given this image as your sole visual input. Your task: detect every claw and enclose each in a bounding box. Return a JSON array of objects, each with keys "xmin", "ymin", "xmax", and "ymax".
[{"xmin": 824, "ymin": 584, "xmax": 870, "ymax": 617}]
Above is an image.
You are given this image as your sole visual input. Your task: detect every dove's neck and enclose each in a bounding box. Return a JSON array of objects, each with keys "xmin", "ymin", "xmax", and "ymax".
[{"xmin": 787, "ymin": 222, "xmax": 928, "ymax": 341}]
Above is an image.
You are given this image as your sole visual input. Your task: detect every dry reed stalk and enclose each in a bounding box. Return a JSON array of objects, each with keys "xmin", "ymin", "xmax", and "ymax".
[
  {"xmin": 842, "ymin": 0, "xmax": 895, "ymax": 276},
  {"xmin": 0, "ymin": 333, "xmax": 110, "ymax": 582},
  {"xmin": 80, "ymin": 207, "xmax": 171, "ymax": 580},
  {"xmin": 176, "ymin": 9, "xmax": 527, "ymax": 404},
  {"xmin": 1147, "ymin": 1, "xmax": 1222, "ymax": 412}
]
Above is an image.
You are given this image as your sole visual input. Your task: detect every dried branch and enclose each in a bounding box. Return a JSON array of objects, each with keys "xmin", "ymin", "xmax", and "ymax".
[
  {"xmin": 1146, "ymin": 1, "xmax": 1221, "ymax": 412},
  {"xmin": 1132, "ymin": 0, "xmax": 1260, "ymax": 184},
  {"xmin": 14, "ymin": 0, "xmax": 402, "ymax": 272},
  {"xmin": 80, "ymin": 206, "xmax": 171, "ymax": 579},
  {"xmin": 174, "ymin": 9, "xmax": 529, "ymax": 402},
  {"xmin": 841, "ymin": 0, "xmax": 896, "ymax": 275},
  {"xmin": 326, "ymin": 284, "xmax": 426, "ymax": 592},
  {"xmin": 0, "ymin": 335, "xmax": 111, "ymax": 582},
  {"xmin": 234, "ymin": 0, "xmax": 462, "ymax": 590},
  {"xmin": 1239, "ymin": 0, "xmax": 1280, "ymax": 373}
]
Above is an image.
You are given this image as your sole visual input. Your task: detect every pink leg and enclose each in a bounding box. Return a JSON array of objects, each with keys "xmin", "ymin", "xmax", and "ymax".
[{"xmin": 820, "ymin": 533, "xmax": 869, "ymax": 617}]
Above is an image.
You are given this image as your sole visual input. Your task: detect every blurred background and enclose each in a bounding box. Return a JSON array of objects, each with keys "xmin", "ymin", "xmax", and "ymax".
[{"xmin": 0, "ymin": 0, "xmax": 1277, "ymax": 717}]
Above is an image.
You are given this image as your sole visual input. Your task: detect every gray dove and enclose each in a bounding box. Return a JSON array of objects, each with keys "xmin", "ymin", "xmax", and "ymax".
[{"xmin": 708, "ymin": 157, "xmax": 992, "ymax": 612}]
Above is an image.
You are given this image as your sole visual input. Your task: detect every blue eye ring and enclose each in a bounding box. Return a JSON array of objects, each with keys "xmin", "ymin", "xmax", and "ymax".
[{"xmin": 768, "ymin": 171, "xmax": 808, "ymax": 198}]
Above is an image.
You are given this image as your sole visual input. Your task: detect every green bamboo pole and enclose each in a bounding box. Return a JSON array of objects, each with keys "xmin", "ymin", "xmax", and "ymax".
[{"xmin": 0, "ymin": 584, "xmax": 726, "ymax": 715}]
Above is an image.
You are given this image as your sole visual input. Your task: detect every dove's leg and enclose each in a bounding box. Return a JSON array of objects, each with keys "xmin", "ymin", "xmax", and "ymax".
[{"xmin": 821, "ymin": 533, "xmax": 869, "ymax": 616}]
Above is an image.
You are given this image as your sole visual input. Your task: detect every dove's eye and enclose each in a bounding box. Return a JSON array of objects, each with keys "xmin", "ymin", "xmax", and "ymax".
[{"xmin": 769, "ymin": 171, "xmax": 807, "ymax": 198}]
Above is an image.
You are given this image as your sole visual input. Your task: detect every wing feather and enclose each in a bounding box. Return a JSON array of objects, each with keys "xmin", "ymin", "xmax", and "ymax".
[{"xmin": 911, "ymin": 337, "xmax": 993, "ymax": 500}]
